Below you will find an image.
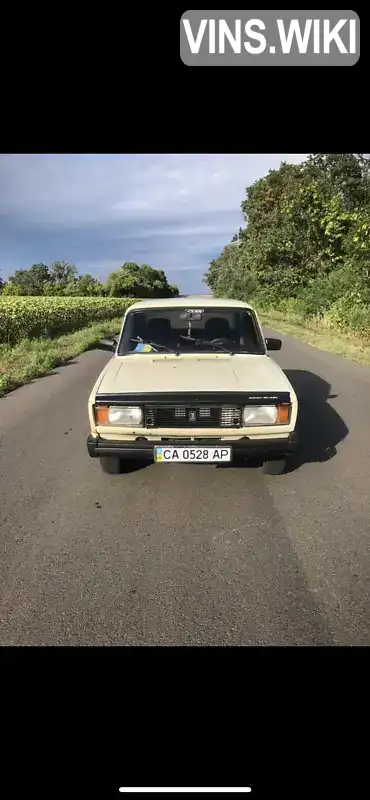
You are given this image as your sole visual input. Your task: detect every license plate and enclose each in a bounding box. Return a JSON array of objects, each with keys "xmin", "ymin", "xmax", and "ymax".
[{"xmin": 154, "ymin": 446, "xmax": 232, "ymax": 463}]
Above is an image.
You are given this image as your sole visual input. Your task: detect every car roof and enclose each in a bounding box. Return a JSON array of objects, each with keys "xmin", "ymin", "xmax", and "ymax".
[{"xmin": 126, "ymin": 296, "xmax": 254, "ymax": 312}]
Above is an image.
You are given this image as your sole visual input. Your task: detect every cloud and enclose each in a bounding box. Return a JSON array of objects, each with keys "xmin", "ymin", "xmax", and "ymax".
[{"xmin": 0, "ymin": 153, "xmax": 308, "ymax": 293}]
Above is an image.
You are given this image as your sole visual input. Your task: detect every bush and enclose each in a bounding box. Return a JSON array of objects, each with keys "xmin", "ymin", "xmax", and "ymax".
[
  {"xmin": 252, "ymin": 292, "xmax": 308, "ymax": 320},
  {"xmin": 293, "ymin": 267, "xmax": 355, "ymax": 317},
  {"xmin": 252, "ymin": 265, "xmax": 368, "ymax": 328},
  {"xmin": 0, "ymin": 296, "xmax": 138, "ymax": 345},
  {"xmin": 278, "ymin": 297, "xmax": 310, "ymax": 320},
  {"xmin": 324, "ymin": 294, "xmax": 370, "ymax": 338}
]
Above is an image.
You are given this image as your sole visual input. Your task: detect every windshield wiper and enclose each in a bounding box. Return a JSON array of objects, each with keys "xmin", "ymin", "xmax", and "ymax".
[
  {"xmin": 179, "ymin": 335, "xmax": 234, "ymax": 354},
  {"xmin": 129, "ymin": 337, "xmax": 177, "ymax": 354}
]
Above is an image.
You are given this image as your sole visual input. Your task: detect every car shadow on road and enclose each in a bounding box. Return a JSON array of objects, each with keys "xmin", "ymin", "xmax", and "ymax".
[
  {"xmin": 283, "ymin": 369, "xmax": 349, "ymax": 473},
  {"xmin": 218, "ymin": 369, "xmax": 349, "ymax": 474}
]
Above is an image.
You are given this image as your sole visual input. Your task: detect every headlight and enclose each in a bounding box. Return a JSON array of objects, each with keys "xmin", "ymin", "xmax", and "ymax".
[
  {"xmin": 242, "ymin": 404, "xmax": 290, "ymax": 425},
  {"xmin": 95, "ymin": 405, "xmax": 143, "ymax": 426}
]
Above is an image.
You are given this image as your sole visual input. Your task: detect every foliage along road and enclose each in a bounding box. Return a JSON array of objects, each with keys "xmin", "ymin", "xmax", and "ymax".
[{"xmin": 0, "ymin": 328, "xmax": 369, "ymax": 645}]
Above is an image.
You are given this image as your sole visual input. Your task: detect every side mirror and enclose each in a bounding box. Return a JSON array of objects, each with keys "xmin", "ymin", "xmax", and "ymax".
[
  {"xmin": 265, "ymin": 337, "xmax": 282, "ymax": 351},
  {"xmin": 98, "ymin": 337, "xmax": 116, "ymax": 352}
]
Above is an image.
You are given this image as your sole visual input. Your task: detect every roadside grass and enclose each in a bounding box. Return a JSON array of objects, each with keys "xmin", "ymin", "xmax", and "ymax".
[
  {"xmin": 258, "ymin": 308, "xmax": 370, "ymax": 367},
  {"xmin": 0, "ymin": 317, "xmax": 122, "ymax": 398}
]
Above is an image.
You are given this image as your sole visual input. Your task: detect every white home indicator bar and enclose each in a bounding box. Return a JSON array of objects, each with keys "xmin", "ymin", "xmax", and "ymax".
[{"xmin": 119, "ymin": 790, "xmax": 252, "ymax": 794}]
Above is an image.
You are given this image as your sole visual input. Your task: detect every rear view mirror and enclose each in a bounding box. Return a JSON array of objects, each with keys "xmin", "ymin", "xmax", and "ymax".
[
  {"xmin": 98, "ymin": 337, "xmax": 116, "ymax": 352},
  {"xmin": 265, "ymin": 337, "xmax": 282, "ymax": 351},
  {"xmin": 180, "ymin": 309, "xmax": 204, "ymax": 322}
]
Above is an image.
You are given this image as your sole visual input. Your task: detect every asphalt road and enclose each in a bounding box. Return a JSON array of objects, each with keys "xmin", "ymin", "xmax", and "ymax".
[{"xmin": 1, "ymin": 328, "xmax": 369, "ymax": 645}]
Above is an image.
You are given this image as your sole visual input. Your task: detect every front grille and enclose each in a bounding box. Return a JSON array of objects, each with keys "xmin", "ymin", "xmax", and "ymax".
[{"xmin": 144, "ymin": 405, "xmax": 242, "ymax": 428}]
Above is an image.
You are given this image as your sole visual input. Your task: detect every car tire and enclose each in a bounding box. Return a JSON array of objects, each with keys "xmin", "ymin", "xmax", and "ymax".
[
  {"xmin": 262, "ymin": 458, "xmax": 287, "ymax": 475},
  {"xmin": 99, "ymin": 456, "xmax": 123, "ymax": 474}
]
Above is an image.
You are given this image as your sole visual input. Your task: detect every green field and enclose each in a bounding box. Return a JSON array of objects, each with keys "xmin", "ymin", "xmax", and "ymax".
[
  {"xmin": 0, "ymin": 296, "xmax": 138, "ymax": 345},
  {"xmin": 0, "ymin": 296, "xmax": 141, "ymax": 397}
]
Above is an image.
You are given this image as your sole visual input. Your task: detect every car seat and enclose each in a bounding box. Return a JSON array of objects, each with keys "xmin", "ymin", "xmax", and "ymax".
[
  {"xmin": 146, "ymin": 317, "xmax": 173, "ymax": 344},
  {"xmin": 204, "ymin": 317, "xmax": 232, "ymax": 340}
]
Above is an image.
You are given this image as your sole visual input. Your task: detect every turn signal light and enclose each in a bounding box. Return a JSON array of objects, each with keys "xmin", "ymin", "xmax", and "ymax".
[
  {"xmin": 276, "ymin": 404, "xmax": 291, "ymax": 424},
  {"xmin": 95, "ymin": 405, "xmax": 109, "ymax": 425}
]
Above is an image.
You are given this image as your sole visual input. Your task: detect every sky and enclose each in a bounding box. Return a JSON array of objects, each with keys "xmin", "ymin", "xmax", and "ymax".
[{"xmin": 0, "ymin": 154, "xmax": 308, "ymax": 294}]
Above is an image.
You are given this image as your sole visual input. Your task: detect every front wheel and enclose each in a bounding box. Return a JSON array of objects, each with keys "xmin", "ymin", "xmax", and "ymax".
[
  {"xmin": 262, "ymin": 458, "xmax": 288, "ymax": 475},
  {"xmin": 99, "ymin": 456, "xmax": 123, "ymax": 474}
]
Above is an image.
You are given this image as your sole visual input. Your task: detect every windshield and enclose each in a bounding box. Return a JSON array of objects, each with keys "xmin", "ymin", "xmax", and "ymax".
[{"xmin": 117, "ymin": 307, "xmax": 265, "ymax": 355}]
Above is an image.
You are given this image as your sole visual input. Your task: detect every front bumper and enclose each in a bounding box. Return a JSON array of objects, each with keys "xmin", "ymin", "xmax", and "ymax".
[{"xmin": 87, "ymin": 432, "xmax": 298, "ymax": 461}]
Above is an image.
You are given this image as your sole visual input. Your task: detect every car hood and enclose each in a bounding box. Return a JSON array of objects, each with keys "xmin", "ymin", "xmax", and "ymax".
[{"xmin": 96, "ymin": 354, "xmax": 295, "ymax": 396}]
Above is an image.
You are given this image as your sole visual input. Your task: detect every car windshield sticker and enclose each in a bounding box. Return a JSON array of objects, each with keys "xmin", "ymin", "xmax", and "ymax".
[{"xmin": 134, "ymin": 342, "xmax": 155, "ymax": 353}]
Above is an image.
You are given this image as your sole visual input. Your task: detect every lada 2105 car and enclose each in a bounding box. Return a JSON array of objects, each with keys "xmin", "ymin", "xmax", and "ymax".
[{"xmin": 87, "ymin": 297, "xmax": 298, "ymax": 475}]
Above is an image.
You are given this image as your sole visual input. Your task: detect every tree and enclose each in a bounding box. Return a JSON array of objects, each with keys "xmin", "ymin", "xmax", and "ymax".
[
  {"xmin": 304, "ymin": 153, "xmax": 370, "ymax": 211},
  {"xmin": 4, "ymin": 263, "xmax": 51, "ymax": 295},
  {"xmin": 139, "ymin": 264, "xmax": 178, "ymax": 297},
  {"xmin": 340, "ymin": 205, "xmax": 370, "ymax": 303},
  {"xmin": 120, "ymin": 262, "xmax": 141, "ymax": 274},
  {"xmin": 1, "ymin": 281, "xmax": 25, "ymax": 296},
  {"xmin": 205, "ymin": 241, "xmax": 256, "ymax": 299},
  {"xmin": 49, "ymin": 260, "xmax": 77, "ymax": 288},
  {"xmin": 231, "ymin": 227, "xmax": 246, "ymax": 243},
  {"xmin": 204, "ymin": 153, "xmax": 370, "ymax": 309},
  {"xmin": 2, "ymin": 259, "xmax": 179, "ymax": 298},
  {"xmin": 105, "ymin": 269, "xmax": 142, "ymax": 297},
  {"xmin": 105, "ymin": 262, "xmax": 179, "ymax": 298},
  {"xmin": 64, "ymin": 274, "xmax": 104, "ymax": 296},
  {"xmin": 43, "ymin": 282, "xmax": 65, "ymax": 296}
]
